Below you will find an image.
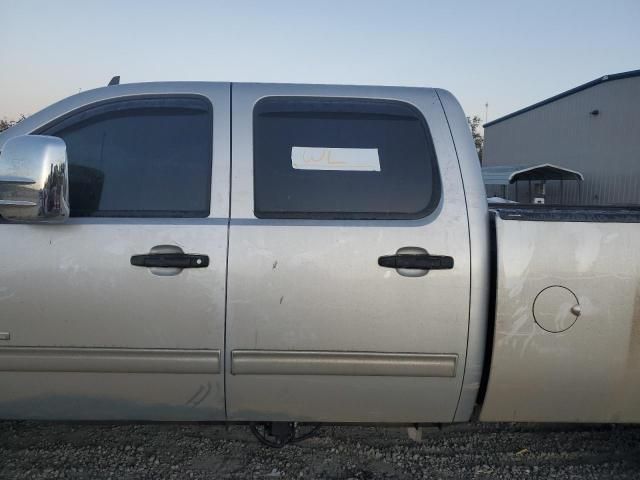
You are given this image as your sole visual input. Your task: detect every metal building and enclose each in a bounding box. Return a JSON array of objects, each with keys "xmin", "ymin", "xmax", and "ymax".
[{"xmin": 483, "ymin": 69, "xmax": 640, "ymax": 205}]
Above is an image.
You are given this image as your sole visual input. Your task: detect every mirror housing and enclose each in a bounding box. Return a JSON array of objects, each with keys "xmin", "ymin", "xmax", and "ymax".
[{"xmin": 0, "ymin": 135, "xmax": 69, "ymax": 223}]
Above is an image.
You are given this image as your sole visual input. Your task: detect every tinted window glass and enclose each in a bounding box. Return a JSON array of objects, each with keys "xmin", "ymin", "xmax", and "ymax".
[
  {"xmin": 253, "ymin": 97, "xmax": 440, "ymax": 219},
  {"xmin": 42, "ymin": 97, "xmax": 212, "ymax": 217}
]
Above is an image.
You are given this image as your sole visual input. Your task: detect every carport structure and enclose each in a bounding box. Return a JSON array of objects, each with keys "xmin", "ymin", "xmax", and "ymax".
[{"xmin": 482, "ymin": 163, "xmax": 584, "ymax": 203}]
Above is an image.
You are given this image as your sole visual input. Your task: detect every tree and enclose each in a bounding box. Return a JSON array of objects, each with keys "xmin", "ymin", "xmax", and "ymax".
[
  {"xmin": 467, "ymin": 115, "xmax": 484, "ymax": 162},
  {"xmin": 0, "ymin": 115, "xmax": 26, "ymax": 133}
]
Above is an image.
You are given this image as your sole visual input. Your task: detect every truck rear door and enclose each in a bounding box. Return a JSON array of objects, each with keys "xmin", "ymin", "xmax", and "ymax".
[{"xmin": 226, "ymin": 84, "xmax": 472, "ymax": 422}]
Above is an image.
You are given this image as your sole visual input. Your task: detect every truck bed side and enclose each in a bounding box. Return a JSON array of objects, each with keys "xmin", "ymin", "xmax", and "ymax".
[{"xmin": 481, "ymin": 206, "xmax": 640, "ymax": 422}]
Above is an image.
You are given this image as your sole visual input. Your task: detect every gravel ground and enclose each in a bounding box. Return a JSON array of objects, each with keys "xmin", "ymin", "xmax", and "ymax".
[{"xmin": 1, "ymin": 421, "xmax": 639, "ymax": 479}]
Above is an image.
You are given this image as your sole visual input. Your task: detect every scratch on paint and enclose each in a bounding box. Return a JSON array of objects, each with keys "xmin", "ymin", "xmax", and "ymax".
[
  {"xmin": 191, "ymin": 383, "xmax": 212, "ymax": 407},
  {"xmin": 185, "ymin": 385, "xmax": 205, "ymax": 406}
]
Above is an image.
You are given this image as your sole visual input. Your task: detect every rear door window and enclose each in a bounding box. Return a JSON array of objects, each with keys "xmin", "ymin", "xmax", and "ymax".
[{"xmin": 253, "ymin": 97, "xmax": 440, "ymax": 219}]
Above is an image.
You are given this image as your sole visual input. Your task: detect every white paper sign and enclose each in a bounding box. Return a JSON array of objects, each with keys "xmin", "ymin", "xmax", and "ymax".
[{"xmin": 291, "ymin": 146, "xmax": 380, "ymax": 172}]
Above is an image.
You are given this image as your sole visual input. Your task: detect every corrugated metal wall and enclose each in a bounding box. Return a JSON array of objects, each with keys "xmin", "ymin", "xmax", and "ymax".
[{"xmin": 483, "ymin": 77, "xmax": 640, "ymax": 205}]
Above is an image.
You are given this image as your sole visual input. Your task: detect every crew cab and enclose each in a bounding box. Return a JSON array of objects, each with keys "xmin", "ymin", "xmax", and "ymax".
[{"xmin": 0, "ymin": 82, "xmax": 638, "ymax": 437}]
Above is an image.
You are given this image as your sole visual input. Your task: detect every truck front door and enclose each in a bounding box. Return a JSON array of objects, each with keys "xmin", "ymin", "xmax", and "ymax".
[
  {"xmin": 0, "ymin": 84, "xmax": 230, "ymax": 420},
  {"xmin": 226, "ymin": 84, "xmax": 471, "ymax": 422}
]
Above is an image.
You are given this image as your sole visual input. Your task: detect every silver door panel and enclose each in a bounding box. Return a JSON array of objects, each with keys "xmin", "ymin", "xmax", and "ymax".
[
  {"xmin": 0, "ymin": 83, "xmax": 230, "ymax": 420},
  {"xmin": 227, "ymin": 83, "xmax": 471, "ymax": 422},
  {"xmin": 0, "ymin": 222, "xmax": 227, "ymax": 349}
]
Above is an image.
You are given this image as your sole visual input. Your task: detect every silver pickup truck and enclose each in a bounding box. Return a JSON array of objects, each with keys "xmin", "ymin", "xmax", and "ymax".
[{"xmin": 1, "ymin": 82, "xmax": 638, "ymax": 439}]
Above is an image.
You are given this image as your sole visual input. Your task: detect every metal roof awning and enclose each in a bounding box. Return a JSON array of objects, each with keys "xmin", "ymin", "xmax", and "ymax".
[
  {"xmin": 482, "ymin": 163, "xmax": 584, "ymax": 185},
  {"xmin": 483, "ymin": 68, "xmax": 640, "ymax": 128}
]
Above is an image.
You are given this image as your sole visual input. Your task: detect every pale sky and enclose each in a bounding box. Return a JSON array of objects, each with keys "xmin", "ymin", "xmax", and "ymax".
[{"xmin": 1, "ymin": 0, "xmax": 639, "ymax": 124}]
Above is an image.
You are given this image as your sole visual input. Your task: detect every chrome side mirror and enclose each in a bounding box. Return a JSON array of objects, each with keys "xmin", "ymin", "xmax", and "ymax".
[{"xmin": 0, "ymin": 135, "xmax": 69, "ymax": 223}]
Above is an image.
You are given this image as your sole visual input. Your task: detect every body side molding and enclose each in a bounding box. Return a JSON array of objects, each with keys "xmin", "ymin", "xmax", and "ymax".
[
  {"xmin": 0, "ymin": 347, "xmax": 221, "ymax": 374},
  {"xmin": 231, "ymin": 350, "xmax": 457, "ymax": 377}
]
